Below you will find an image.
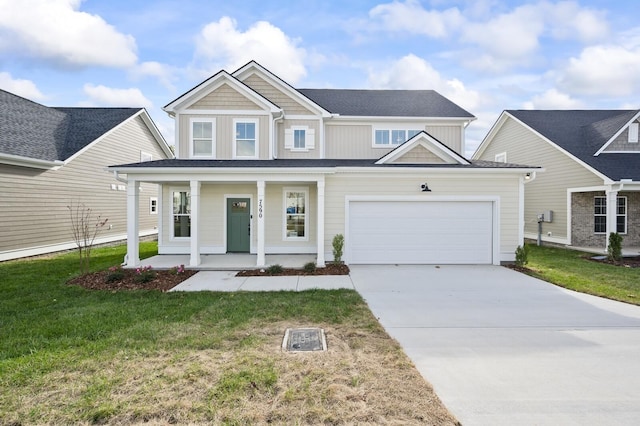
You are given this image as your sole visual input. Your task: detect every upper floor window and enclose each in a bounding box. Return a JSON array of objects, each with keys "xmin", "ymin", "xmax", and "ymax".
[
  {"xmin": 594, "ymin": 196, "xmax": 627, "ymax": 234},
  {"xmin": 284, "ymin": 126, "xmax": 315, "ymax": 151},
  {"xmin": 628, "ymin": 123, "xmax": 639, "ymax": 143},
  {"xmin": 495, "ymin": 152, "xmax": 507, "ymax": 163},
  {"xmin": 190, "ymin": 119, "xmax": 215, "ymax": 158},
  {"xmin": 140, "ymin": 151, "xmax": 152, "ymax": 162},
  {"xmin": 234, "ymin": 119, "xmax": 258, "ymax": 158},
  {"xmin": 373, "ymin": 128, "xmax": 422, "ymax": 147}
]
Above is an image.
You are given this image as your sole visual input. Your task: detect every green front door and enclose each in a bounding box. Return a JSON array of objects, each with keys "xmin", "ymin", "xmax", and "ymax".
[{"xmin": 227, "ymin": 198, "xmax": 251, "ymax": 252}]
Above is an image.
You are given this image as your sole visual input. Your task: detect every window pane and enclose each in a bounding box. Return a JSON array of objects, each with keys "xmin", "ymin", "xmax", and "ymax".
[
  {"xmin": 173, "ymin": 216, "xmax": 191, "ymax": 238},
  {"xmin": 617, "ymin": 197, "xmax": 626, "ymax": 214},
  {"xmin": 173, "ymin": 192, "xmax": 190, "ymax": 214},
  {"xmin": 375, "ymin": 130, "xmax": 389, "ymax": 145},
  {"xmin": 193, "ymin": 122, "xmax": 212, "ymax": 139},
  {"xmin": 594, "ymin": 216, "xmax": 606, "ymax": 233},
  {"xmin": 236, "ymin": 122, "xmax": 255, "ymax": 139},
  {"xmin": 237, "ymin": 140, "xmax": 255, "ymax": 157},
  {"xmin": 391, "ymin": 130, "xmax": 407, "ymax": 144},
  {"xmin": 408, "ymin": 130, "xmax": 421, "ymax": 138},
  {"xmin": 617, "ymin": 216, "xmax": 626, "ymax": 233},
  {"xmin": 193, "ymin": 139, "xmax": 212, "ymax": 155},
  {"xmin": 294, "ymin": 129, "xmax": 305, "ymax": 148},
  {"xmin": 285, "ymin": 191, "xmax": 306, "ymax": 238},
  {"xmin": 594, "ymin": 197, "xmax": 606, "ymax": 215}
]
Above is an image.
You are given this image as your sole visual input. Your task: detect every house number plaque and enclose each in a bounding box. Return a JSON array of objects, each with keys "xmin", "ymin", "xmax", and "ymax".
[{"xmin": 258, "ymin": 199, "xmax": 263, "ymax": 218}]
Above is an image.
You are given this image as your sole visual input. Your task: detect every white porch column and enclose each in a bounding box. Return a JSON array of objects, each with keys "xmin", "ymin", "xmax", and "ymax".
[
  {"xmin": 126, "ymin": 178, "xmax": 140, "ymax": 267},
  {"xmin": 605, "ymin": 189, "xmax": 618, "ymax": 251},
  {"xmin": 190, "ymin": 180, "xmax": 201, "ymax": 267},
  {"xmin": 316, "ymin": 178, "xmax": 326, "ymax": 267},
  {"xmin": 257, "ymin": 180, "xmax": 266, "ymax": 267}
]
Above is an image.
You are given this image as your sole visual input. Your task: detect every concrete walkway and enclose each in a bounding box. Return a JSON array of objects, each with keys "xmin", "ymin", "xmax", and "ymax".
[{"xmin": 350, "ymin": 265, "xmax": 640, "ymax": 426}]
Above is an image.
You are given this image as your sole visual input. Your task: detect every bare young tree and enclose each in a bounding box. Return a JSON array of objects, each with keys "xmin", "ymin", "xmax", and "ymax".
[{"xmin": 67, "ymin": 202, "xmax": 108, "ymax": 274}]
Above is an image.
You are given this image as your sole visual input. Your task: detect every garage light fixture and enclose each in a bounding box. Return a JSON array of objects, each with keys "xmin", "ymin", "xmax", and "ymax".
[
  {"xmin": 525, "ymin": 173, "xmax": 531, "ymax": 180},
  {"xmin": 420, "ymin": 183, "xmax": 431, "ymax": 192}
]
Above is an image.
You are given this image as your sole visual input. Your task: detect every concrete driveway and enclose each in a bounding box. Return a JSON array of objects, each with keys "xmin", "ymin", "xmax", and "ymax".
[{"xmin": 349, "ymin": 265, "xmax": 640, "ymax": 426}]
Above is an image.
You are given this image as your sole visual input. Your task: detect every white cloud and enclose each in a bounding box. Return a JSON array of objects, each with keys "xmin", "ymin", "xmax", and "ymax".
[
  {"xmin": 546, "ymin": 1, "xmax": 608, "ymax": 42},
  {"xmin": 559, "ymin": 44, "xmax": 640, "ymax": 97},
  {"xmin": 130, "ymin": 61, "xmax": 176, "ymax": 91},
  {"xmin": 369, "ymin": 0, "xmax": 463, "ymax": 38},
  {"xmin": 0, "ymin": 0, "xmax": 137, "ymax": 68},
  {"xmin": 82, "ymin": 84, "xmax": 152, "ymax": 108},
  {"xmin": 522, "ymin": 88, "xmax": 585, "ymax": 109},
  {"xmin": 194, "ymin": 17, "xmax": 307, "ymax": 84},
  {"xmin": 0, "ymin": 72, "xmax": 45, "ymax": 101},
  {"xmin": 368, "ymin": 54, "xmax": 480, "ymax": 112}
]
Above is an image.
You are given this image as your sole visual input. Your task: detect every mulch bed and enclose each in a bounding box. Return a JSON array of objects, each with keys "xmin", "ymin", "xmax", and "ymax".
[
  {"xmin": 588, "ymin": 255, "xmax": 640, "ymax": 268},
  {"xmin": 237, "ymin": 263, "xmax": 349, "ymax": 277},
  {"xmin": 68, "ymin": 269, "xmax": 198, "ymax": 292}
]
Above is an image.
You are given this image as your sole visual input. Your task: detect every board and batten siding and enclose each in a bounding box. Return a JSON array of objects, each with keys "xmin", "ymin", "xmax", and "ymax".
[
  {"xmin": 178, "ymin": 114, "xmax": 270, "ymax": 159},
  {"xmin": 323, "ymin": 172, "xmax": 521, "ymax": 262},
  {"xmin": 477, "ymin": 117, "xmax": 603, "ymax": 243},
  {"xmin": 277, "ymin": 119, "xmax": 321, "ymax": 159},
  {"xmin": 0, "ymin": 115, "xmax": 166, "ymax": 260},
  {"xmin": 242, "ymin": 74, "xmax": 315, "ymax": 116}
]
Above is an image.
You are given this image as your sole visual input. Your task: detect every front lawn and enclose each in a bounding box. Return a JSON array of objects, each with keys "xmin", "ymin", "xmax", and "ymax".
[
  {"xmin": 0, "ymin": 243, "xmax": 457, "ymax": 425},
  {"xmin": 524, "ymin": 244, "xmax": 640, "ymax": 305}
]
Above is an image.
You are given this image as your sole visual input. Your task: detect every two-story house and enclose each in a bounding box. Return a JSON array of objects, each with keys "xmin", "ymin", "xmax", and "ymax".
[{"xmin": 110, "ymin": 61, "xmax": 537, "ymax": 268}]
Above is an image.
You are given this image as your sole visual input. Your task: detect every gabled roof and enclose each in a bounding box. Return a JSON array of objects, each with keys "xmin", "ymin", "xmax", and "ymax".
[
  {"xmin": 298, "ymin": 89, "xmax": 475, "ymax": 119},
  {"xmin": 0, "ymin": 89, "xmax": 146, "ymax": 165},
  {"xmin": 376, "ymin": 131, "xmax": 470, "ymax": 165},
  {"xmin": 506, "ymin": 110, "xmax": 640, "ymax": 181}
]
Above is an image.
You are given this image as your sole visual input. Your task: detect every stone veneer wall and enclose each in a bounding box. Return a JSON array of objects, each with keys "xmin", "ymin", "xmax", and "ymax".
[{"xmin": 572, "ymin": 191, "xmax": 640, "ymax": 247}]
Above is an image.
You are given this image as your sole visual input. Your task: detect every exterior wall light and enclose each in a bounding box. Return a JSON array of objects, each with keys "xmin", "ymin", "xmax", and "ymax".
[{"xmin": 421, "ymin": 183, "xmax": 431, "ymax": 192}]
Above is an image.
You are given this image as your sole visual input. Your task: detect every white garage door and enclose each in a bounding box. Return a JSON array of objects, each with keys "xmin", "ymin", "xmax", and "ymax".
[{"xmin": 348, "ymin": 200, "xmax": 494, "ymax": 264}]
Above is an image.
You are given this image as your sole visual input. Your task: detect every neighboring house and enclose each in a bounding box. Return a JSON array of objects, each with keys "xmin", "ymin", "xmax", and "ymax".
[
  {"xmin": 473, "ymin": 109, "xmax": 640, "ymax": 252},
  {"xmin": 110, "ymin": 61, "xmax": 537, "ymax": 268},
  {"xmin": 0, "ymin": 89, "xmax": 173, "ymax": 261}
]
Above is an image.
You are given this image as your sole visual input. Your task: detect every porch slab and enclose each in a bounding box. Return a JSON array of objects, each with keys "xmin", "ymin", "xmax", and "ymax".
[
  {"xmin": 169, "ymin": 271, "xmax": 246, "ymax": 292},
  {"xmin": 138, "ymin": 254, "xmax": 318, "ymax": 270}
]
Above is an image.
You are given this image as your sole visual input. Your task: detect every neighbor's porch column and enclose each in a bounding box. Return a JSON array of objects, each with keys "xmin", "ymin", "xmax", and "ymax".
[
  {"xmin": 126, "ymin": 178, "xmax": 140, "ymax": 267},
  {"xmin": 316, "ymin": 177, "xmax": 326, "ymax": 267},
  {"xmin": 190, "ymin": 180, "xmax": 201, "ymax": 267},
  {"xmin": 605, "ymin": 189, "xmax": 618, "ymax": 251},
  {"xmin": 257, "ymin": 180, "xmax": 266, "ymax": 267}
]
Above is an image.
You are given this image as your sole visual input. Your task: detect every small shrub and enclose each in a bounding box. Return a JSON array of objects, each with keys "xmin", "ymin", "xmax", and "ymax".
[
  {"xmin": 266, "ymin": 264, "xmax": 283, "ymax": 275},
  {"xmin": 303, "ymin": 261, "xmax": 317, "ymax": 273},
  {"xmin": 105, "ymin": 265, "xmax": 125, "ymax": 283},
  {"xmin": 608, "ymin": 232, "xmax": 623, "ymax": 262},
  {"xmin": 135, "ymin": 265, "xmax": 156, "ymax": 283},
  {"xmin": 515, "ymin": 244, "xmax": 529, "ymax": 267},
  {"xmin": 170, "ymin": 264, "xmax": 186, "ymax": 275},
  {"xmin": 332, "ymin": 234, "xmax": 344, "ymax": 264}
]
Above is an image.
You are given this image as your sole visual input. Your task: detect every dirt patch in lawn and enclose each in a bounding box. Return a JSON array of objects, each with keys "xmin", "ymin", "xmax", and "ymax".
[{"xmin": 68, "ymin": 268, "xmax": 197, "ymax": 292}]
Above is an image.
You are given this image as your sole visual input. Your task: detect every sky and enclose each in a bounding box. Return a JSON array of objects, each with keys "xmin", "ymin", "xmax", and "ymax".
[{"xmin": 1, "ymin": 0, "xmax": 639, "ymax": 155}]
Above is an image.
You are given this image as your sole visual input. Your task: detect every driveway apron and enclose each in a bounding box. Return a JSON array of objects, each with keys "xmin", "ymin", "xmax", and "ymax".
[{"xmin": 350, "ymin": 264, "xmax": 640, "ymax": 426}]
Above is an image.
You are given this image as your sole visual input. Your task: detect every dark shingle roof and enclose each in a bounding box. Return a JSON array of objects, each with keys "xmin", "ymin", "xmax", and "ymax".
[
  {"xmin": 110, "ymin": 158, "xmax": 533, "ymax": 169},
  {"xmin": 0, "ymin": 89, "xmax": 141, "ymax": 162},
  {"xmin": 508, "ymin": 110, "xmax": 640, "ymax": 181},
  {"xmin": 299, "ymin": 89, "xmax": 475, "ymax": 118}
]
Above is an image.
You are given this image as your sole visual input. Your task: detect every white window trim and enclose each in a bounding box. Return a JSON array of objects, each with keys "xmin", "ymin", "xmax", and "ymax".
[
  {"xmin": 495, "ymin": 152, "xmax": 507, "ymax": 163},
  {"xmin": 284, "ymin": 125, "xmax": 315, "ymax": 152},
  {"xmin": 594, "ymin": 195, "xmax": 627, "ymax": 235},
  {"xmin": 283, "ymin": 187, "xmax": 309, "ymax": 241},
  {"xmin": 149, "ymin": 197, "xmax": 158, "ymax": 215},
  {"xmin": 189, "ymin": 118, "xmax": 216, "ymax": 159},
  {"xmin": 233, "ymin": 118, "xmax": 259, "ymax": 159},
  {"xmin": 372, "ymin": 125, "xmax": 424, "ymax": 148},
  {"xmin": 140, "ymin": 151, "xmax": 152, "ymax": 162},
  {"xmin": 629, "ymin": 123, "xmax": 639, "ymax": 143},
  {"xmin": 170, "ymin": 187, "xmax": 191, "ymax": 241}
]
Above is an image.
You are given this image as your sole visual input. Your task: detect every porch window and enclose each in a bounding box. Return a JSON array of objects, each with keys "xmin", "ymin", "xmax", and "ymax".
[
  {"xmin": 594, "ymin": 196, "xmax": 627, "ymax": 234},
  {"xmin": 150, "ymin": 197, "xmax": 158, "ymax": 215},
  {"xmin": 284, "ymin": 188, "xmax": 308, "ymax": 240},
  {"xmin": 190, "ymin": 119, "xmax": 215, "ymax": 157},
  {"xmin": 234, "ymin": 119, "xmax": 258, "ymax": 158},
  {"xmin": 172, "ymin": 191, "xmax": 191, "ymax": 238},
  {"xmin": 373, "ymin": 128, "xmax": 422, "ymax": 147}
]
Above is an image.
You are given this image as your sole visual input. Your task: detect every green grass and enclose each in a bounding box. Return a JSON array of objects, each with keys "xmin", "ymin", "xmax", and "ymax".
[
  {"xmin": 525, "ymin": 244, "xmax": 640, "ymax": 305},
  {"xmin": 0, "ymin": 242, "xmax": 382, "ymax": 424}
]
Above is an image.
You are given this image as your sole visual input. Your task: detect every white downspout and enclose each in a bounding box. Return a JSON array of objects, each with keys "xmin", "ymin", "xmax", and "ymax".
[{"xmin": 272, "ymin": 111, "xmax": 284, "ymax": 159}]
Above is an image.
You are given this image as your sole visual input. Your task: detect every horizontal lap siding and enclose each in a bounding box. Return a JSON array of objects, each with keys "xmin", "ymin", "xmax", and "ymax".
[
  {"xmin": 242, "ymin": 74, "xmax": 315, "ymax": 115},
  {"xmin": 425, "ymin": 125, "xmax": 462, "ymax": 153},
  {"xmin": 323, "ymin": 173, "xmax": 521, "ymax": 260},
  {"xmin": 190, "ymin": 84, "xmax": 262, "ymax": 110},
  {"xmin": 477, "ymin": 117, "xmax": 602, "ymax": 242},
  {"xmin": 0, "ymin": 116, "xmax": 166, "ymax": 256}
]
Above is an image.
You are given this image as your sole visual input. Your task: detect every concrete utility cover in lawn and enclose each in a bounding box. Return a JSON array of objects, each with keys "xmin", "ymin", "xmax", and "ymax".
[{"xmin": 283, "ymin": 328, "xmax": 327, "ymax": 352}]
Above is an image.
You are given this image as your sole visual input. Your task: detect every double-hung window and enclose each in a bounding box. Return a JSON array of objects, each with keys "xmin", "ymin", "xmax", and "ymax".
[
  {"xmin": 294, "ymin": 129, "xmax": 306, "ymax": 149},
  {"xmin": 284, "ymin": 188, "xmax": 308, "ymax": 240},
  {"xmin": 172, "ymin": 190, "xmax": 191, "ymax": 238},
  {"xmin": 234, "ymin": 119, "xmax": 258, "ymax": 158},
  {"xmin": 594, "ymin": 196, "xmax": 627, "ymax": 234},
  {"xmin": 190, "ymin": 119, "xmax": 215, "ymax": 158},
  {"xmin": 374, "ymin": 128, "xmax": 422, "ymax": 147}
]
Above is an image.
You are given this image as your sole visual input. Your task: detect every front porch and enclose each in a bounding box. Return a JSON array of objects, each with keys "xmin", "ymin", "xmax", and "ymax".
[{"xmin": 136, "ymin": 253, "xmax": 318, "ymax": 270}]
